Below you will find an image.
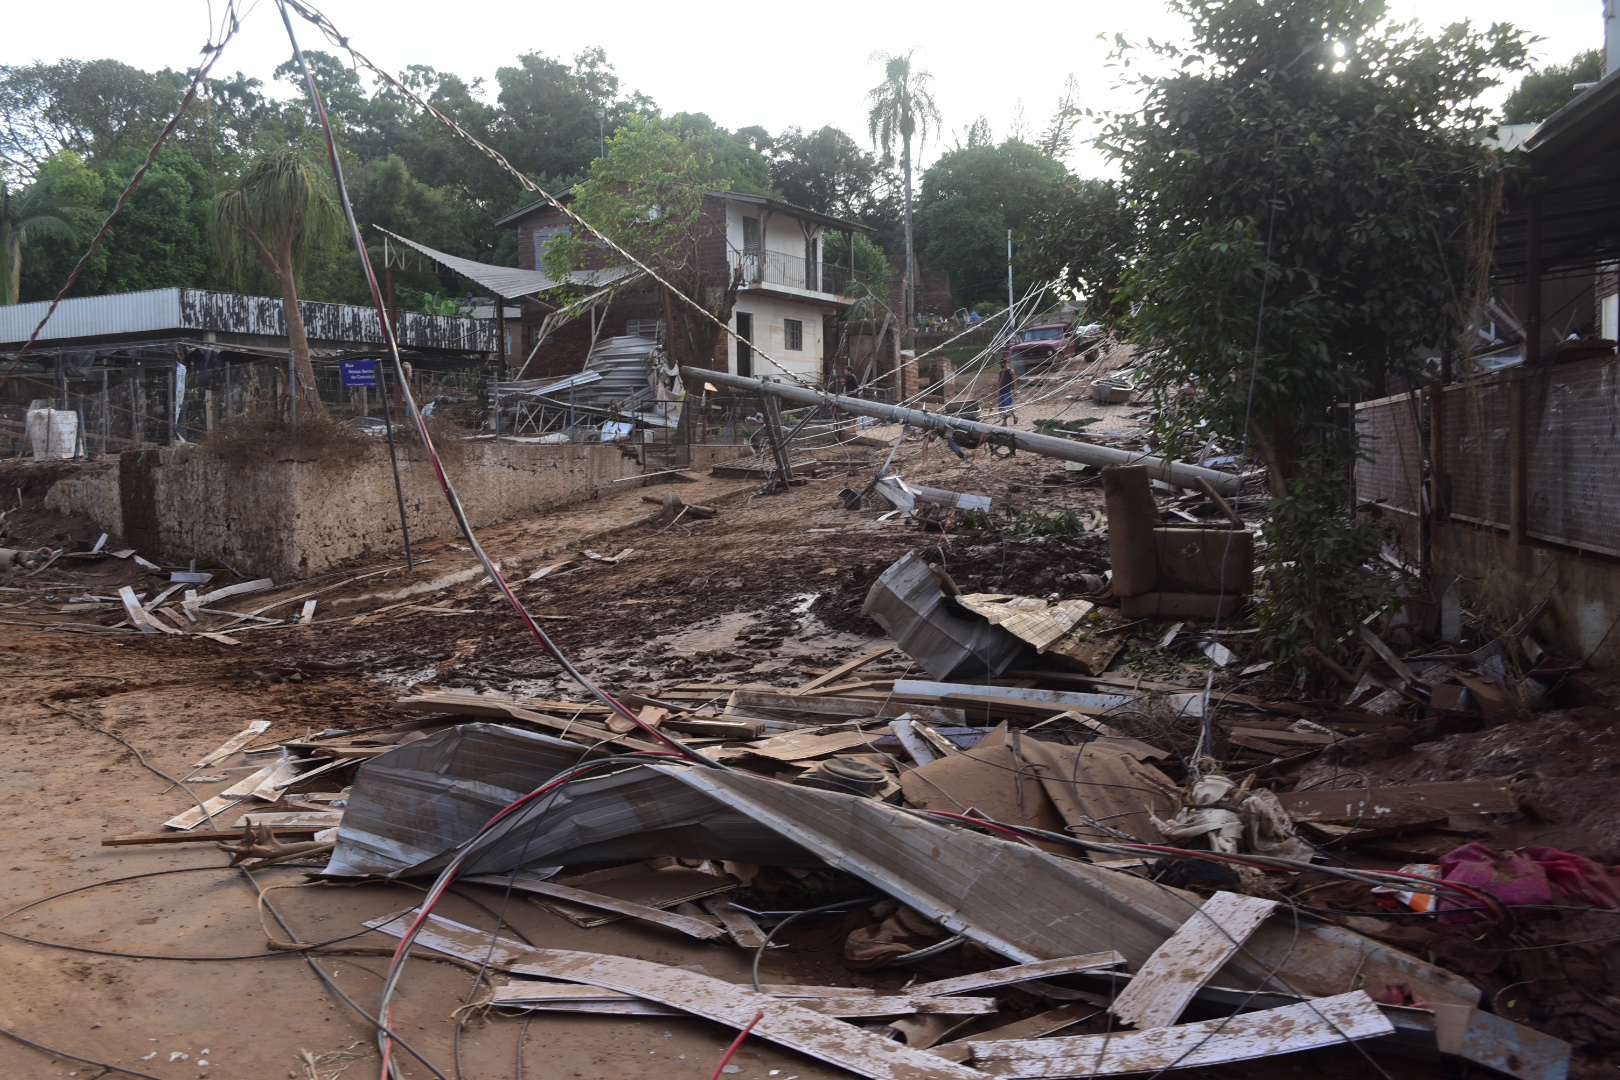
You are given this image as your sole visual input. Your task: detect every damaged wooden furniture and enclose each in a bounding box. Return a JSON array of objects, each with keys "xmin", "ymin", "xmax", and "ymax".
[{"xmin": 1103, "ymin": 464, "xmax": 1253, "ymax": 619}]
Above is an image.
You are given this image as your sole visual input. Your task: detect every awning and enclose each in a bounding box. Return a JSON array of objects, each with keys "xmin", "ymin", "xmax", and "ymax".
[{"xmin": 376, "ymin": 227, "xmax": 637, "ymax": 299}]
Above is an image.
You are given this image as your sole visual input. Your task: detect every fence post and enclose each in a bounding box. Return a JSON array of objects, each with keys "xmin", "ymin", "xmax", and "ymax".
[{"xmin": 1509, "ymin": 371, "xmax": 1527, "ymax": 545}]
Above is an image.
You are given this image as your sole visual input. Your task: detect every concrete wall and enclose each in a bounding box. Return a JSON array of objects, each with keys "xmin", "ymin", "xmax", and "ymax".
[
  {"xmin": 732, "ymin": 294, "xmax": 830, "ymax": 382},
  {"xmin": 47, "ymin": 441, "xmax": 748, "ymax": 580},
  {"xmin": 1436, "ymin": 522, "xmax": 1620, "ymax": 675}
]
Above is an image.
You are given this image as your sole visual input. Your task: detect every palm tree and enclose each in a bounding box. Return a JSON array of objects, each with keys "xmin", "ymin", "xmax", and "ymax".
[
  {"xmin": 867, "ymin": 50, "xmax": 941, "ymax": 335},
  {"xmin": 213, "ymin": 151, "xmax": 339, "ymax": 411},
  {"xmin": 1, "ymin": 179, "xmax": 89, "ymax": 305}
]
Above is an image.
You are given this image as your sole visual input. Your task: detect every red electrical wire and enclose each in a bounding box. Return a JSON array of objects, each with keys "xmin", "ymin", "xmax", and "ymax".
[{"xmin": 709, "ymin": 1012, "xmax": 764, "ymax": 1080}]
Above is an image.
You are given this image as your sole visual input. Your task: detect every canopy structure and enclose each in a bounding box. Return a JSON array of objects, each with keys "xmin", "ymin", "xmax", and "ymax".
[{"xmin": 376, "ymin": 227, "xmax": 637, "ymax": 300}]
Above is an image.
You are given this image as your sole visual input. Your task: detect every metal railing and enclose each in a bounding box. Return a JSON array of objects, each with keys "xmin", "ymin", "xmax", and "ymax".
[{"xmin": 732, "ymin": 250, "xmax": 863, "ymax": 297}]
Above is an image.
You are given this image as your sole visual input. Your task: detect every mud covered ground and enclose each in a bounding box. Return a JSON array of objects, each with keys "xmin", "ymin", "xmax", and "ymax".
[{"xmin": 0, "ymin": 406, "xmax": 1616, "ymax": 1077}]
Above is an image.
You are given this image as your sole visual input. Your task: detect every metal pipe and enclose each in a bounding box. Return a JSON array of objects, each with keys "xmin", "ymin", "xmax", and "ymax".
[{"xmin": 683, "ymin": 366, "xmax": 1242, "ymax": 495}]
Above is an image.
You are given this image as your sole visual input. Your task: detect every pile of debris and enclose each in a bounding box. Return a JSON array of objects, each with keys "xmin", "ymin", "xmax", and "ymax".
[{"xmin": 92, "ymin": 471, "xmax": 1610, "ymax": 1079}]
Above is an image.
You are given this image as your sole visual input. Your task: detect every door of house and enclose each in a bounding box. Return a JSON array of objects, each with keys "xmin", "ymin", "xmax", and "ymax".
[{"xmin": 736, "ymin": 312, "xmax": 753, "ymax": 377}]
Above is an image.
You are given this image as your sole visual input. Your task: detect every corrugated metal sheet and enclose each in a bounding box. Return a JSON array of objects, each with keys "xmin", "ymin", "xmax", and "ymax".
[
  {"xmin": 379, "ymin": 227, "xmax": 637, "ymax": 299},
  {"xmin": 0, "ymin": 287, "xmax": 496, "ymax": 352},
  {"xmin": 1526, "ymin": 359, "xmax": 1620, "ymax": 556},
  {"xmin": 0, "ymin": 288, "xmax": 184, "ymax": 344}
]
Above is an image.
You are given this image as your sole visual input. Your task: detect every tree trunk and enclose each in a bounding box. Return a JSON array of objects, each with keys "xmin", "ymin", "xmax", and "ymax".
[
  {"xmin": 6, "ymin": 232, "xmax": 20, "ymax": 306},
  {"xmin": 901, "ymin": 135, "xmax": 914, "ymax": 337},
  {"xmin": 275, "ymin": 250, "xmax": 322, "ymax": 414}
]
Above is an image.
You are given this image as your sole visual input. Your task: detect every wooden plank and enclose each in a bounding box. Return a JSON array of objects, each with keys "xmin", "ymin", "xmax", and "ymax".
[
  {"xmin": 792, "ymin": 645, "xmax": 895, "ymax": 695},
  {"xmin": 195, "ymin": 578, "xmax": 275, "ymax": 606},
  {"xmin": 1109, "ymin": 891, "xmax": 1277, "ymax": 1030},
  {"xmin": 102, "ymin": 827, "xmax": 323, "ymax": 846},
  {"xmin": 703, "ymin": 897, "xmax": 769, "ymax": 948},
  {"xmin": 392, "ymin": 693, "xmax": 663, "ymax": 754},
  {"xmin": 192, "ymin": 720, "xmax": 273, "ymax": 767},
  {"xmin": 892, "ymin": 680, "xmax": 1136, "ymax": 713},
  {"xmin": 971, "ymin": 992, "xmax": 1394, "ymax": 1077},
  {"xmin": 908, "ymin": 952, "xmax": 1126, "ymax": 998},
  {"xmin": 1227, "ymin": 726, "xmax": 1337, "ymax": 746},
  {"xmin": 369, "ymin": 911, "xmax": 994, "ymax": 1080},
  {"xmin": 742, "ymin": 728, "xmax": 888, "ymax": 761},
  {"xmin": 117, "ymin": 586, "xmax": 173, "ymax": 635},
  {"xmin": 458, "ymin": 874, "xmax": 726, "ymax": 941},
  {"xmin": 492, "ymin": 983, "xmax": 921, "ymax": 1019},
  {"xmin": 162, "ymin": 794, "xmax": 244, "ymax": 831},
  {"xmin": 931, "ymin": 1004, "xmax": 1100, "ymax": 1063},
  {"xmin": 233, "ymin": 811, "xmax": 344, "ymax": 829}
]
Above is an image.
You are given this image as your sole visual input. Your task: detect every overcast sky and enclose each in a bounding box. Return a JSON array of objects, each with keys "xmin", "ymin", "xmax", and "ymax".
[{"xmin": 3, "ymin": 0, "xmax": 1604, "ymax": 177}]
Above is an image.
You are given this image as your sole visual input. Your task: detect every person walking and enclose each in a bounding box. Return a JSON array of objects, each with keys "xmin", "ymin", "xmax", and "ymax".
[
  {"xmin": 997, "ymin": 358, "xmax": 1017, "ymax": 423},
  {"xmin": 842, "ymin": 366, "xmax": 859, "ymax": 395}
]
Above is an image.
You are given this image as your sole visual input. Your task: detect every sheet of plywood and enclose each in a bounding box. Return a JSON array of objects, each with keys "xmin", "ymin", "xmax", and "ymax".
[
  {"xmin": 744, "ymin": 728, "xmax": 889, "ymax": 761},
  {"xmin": 370, "ymin": 911, "xmax": 994, "ymax": 1080},
  {"xmin": 971, "ymin": 992, "xmax": 1393, "ymax": 1077},
  {"xmin": 1017, "ymin": 738, "xmax": 1181, "ymax": 847},
  {"xmin": 1109, "ymin": 891, "xmax": 1278, "ymax": 1030}
]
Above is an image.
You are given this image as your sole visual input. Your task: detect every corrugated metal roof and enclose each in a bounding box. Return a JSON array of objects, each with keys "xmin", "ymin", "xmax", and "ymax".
[
  {"xmin": 378, "ymin": 227, "xmax": 635, "ymax": 298},
  {"xmin": 0, "ymin": 287, "xmax": 497, "ymax": 352}
]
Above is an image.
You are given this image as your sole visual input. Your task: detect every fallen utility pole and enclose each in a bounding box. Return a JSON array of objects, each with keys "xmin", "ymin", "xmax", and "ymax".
[{"xmin": 683, "ymin": 367, "xmax": 1240, "ymax": 495}]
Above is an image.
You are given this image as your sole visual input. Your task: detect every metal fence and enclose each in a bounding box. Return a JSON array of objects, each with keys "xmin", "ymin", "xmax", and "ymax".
[{"xmin": 1357, "ymin": 353, "xmax": 1620, "ymax": 564}]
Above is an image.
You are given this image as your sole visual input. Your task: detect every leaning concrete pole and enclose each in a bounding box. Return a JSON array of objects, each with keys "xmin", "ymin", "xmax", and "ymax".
[{"xmin": 683, "ymin": 367, "xmax": 1242, "ymax": 496}]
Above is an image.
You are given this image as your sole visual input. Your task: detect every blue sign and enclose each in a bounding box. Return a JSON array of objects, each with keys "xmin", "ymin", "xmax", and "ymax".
[{"xmin": 340, "ymin": 360, "xmax": 379, "ymax": 387}]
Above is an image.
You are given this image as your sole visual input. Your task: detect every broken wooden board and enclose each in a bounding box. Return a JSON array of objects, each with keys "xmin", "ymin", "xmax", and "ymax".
[
  {"xmin": 891, "ymin": 679, "xmax": 1135, "ymax": 714},
  {"xmin": 195, "ymin": 578, "xmax": 275, "ymax": 605},
  {"xmin": 971, "ymin": 992, "xmax": 1394, "ymax": 1078},
  {"xmin": 233, "ymin": 811, "xmax": 344, "ymax": 829},
  {"xmin": 369, "ymin": 911, "xmax": 995, "ymax": 1080},
  {"xmin": 723, "ymin": 688, "xmax": 965, "ymax": 727},
  {"xmin": 930, "ymin": 1004, "xmax": 1100, "ymax": 1063},
  {"xmin": 793, "ymin": 645, "xmax": 896, "ymax": 695},
  {"xmin": 908, "ymin": 952, "xmax": 1126, "ymax": 997},
  {"xmin": 1109, "ymin": 891, "xmax": 1278, "ymax": 1030},
  {"xmin": 703, "ymin": 897, "xmax": 768, "ymax": 948},
  {"xmin": 162, "ymin": 795, "xmax": 243, "ymax": 831},
  {"xmin": 487, "ymin": 983, "xmax": 995, "ymax": 1017},
  {"xmin": 458, "ymin": 874, "xmax": 727, "ymax": 940},
  {"xmin": 952, "ymin": 596, "xmax": 1096, "ymax": 652},
  {"xmin": 102, "ymin": 827, "xmax": 324, "ymax": 846},
  {"xmin": 1277, "ymin": 781, "xmax": 1516, "ymax": 830},
  {"xmin": 533, "ymin": 866, "xmax": 738, "ymax": 928},
  {"xmin": 743, "ymin": 728, "xmax": 890, "ymax": 761},
  {"xmin": 392, "ymin": 692, "xmax": 664, "ymax": 754},
  {"xmin": 192, "ymin": 720, "xmax": 272, "ymax": 767}
]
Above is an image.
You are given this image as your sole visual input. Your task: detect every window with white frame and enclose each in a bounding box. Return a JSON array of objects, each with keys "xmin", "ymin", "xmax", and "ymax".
[{"xmin": 784, "ymin": 318, "xmax": 803, "ymax": 351}]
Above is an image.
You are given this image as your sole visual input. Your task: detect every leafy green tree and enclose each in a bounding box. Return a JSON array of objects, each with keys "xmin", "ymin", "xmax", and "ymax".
[
  {"xmin": 916, "ymin": 140, "xmax": 1066, "ymax": 307},
  {"xmin": 543, "ymin": 113, "xmax": 742, "ymax": 367},
  {"xmin": 1026, "ymin": 177, "xmax": 1134, "ymax": 317},
  {"xmin": 89, "ymin": 146, "xmax": 212, "ymax": 294},
  {"xmin": 768, "ymin": 126, "xmax": 879, "ymax": 218},
  {"xmin": 867, "ymin": 51, "xmax": 941, "ymax": 328},
  {"xmin": 669, "ymin": 113, "xmax": 773, "ymax": 195},
  {"xmin": 0, "ymin": 59, "xmax": 184, "ymax": 180},
  {"xmin": 2, "ymin": 151, "xmax": 100, "ymax": 303},
  {"xmin": 1501, "ymin": 49, "xmax": 1603, "ymax": 123},
  {"xmin": 213, "ymin": 151, "xmax": 340, "ymax": 407},
  {"xmin": 1092, "ymin": 0, "xmax": 1526, "ymax": 666}
]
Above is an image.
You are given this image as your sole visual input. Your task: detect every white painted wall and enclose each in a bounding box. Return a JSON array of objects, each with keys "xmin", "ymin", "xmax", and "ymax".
[{"xmin": 732, "ymin": 293, "xmax": 832, "ymax": 382}]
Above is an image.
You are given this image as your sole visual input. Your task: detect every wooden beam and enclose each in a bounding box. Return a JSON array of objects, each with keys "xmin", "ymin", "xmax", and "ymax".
[{"xmin": 1109, "ymin": 891, "xmax": 1277, "ymax": 1030}]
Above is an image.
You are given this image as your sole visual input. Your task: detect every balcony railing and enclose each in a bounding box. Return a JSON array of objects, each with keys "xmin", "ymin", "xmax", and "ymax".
[{"xmin": 732, "ymin": 250, "xmax": 864, "ymax": 297}]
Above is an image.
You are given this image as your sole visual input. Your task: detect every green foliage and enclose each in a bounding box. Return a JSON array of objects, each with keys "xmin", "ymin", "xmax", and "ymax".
[
  {"xmin": 2, "ymin": 151, "xmax": 101, "ymax": 303},
  {"xmin": 1501, "ymin": 49, "xmax": 1603, "ymax": 124},
  {"xmin": 395, "ymin": 286, "xmax": 473, "ymax": 316},
  {"xmin": 668, "ymin": 113, "xmax": 774, "ymax": 195},
  {"xmin": 91, "ymin": 145, "xmax": 211, "ymax": 293},
  {"xmin": 545, "ymin": 113, "xmax": 740, "ymax": 363},
  {"xmin": 958, "ymin": 506, "xmax": 1087, "ymax": 536},
  {"xmin": 1026, "ymin": 178, "xmax": 1134, "ymax": 318},
  {"xmin": 768, "ymin": 125, "xmax": 892, "ymax": 224},
  {"xmin": 916, "ymin": 140, "xmax": 1067, "ymax": 306},
  {"xmin": 1087, "ymin": 0, "xmax": 1527, "ymax": 665}
]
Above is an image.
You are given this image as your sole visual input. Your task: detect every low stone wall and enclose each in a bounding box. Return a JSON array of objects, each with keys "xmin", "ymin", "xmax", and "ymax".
[{"xmin": 46, "ymin": 441, "xmax": 748, "ymax": 579}]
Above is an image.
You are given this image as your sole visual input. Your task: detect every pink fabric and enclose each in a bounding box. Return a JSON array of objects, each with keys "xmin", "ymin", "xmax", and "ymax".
[{"xmin": 1436, "ymin": 843, "xmax": 1620, "ymax": 923}]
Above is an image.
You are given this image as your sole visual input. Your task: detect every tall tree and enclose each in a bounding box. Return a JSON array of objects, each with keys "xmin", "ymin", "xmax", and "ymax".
[
  {"xmin": 1085, "ymin": 0, "xmax": 1526, "ymax": 667},
  {"xmin": 866, "ymin": 51, "xmax": 941, "ymax": 332},
  {"xmin": 1, "ymin": 152, "xmax": 99, "ymax": 304},
  {"xmin": 213, "ymin": 151, "xmax": 339, "ymax": 409},
  {"xmin": 1501, "ymin": 49, "xmax": 1603, "ymax": 123},
  {"xmin": 543, "ymin": 113, "xmax": 742, "ymax": 370},
  {"xmin": 916, "ymin": 140, "xmax": 1067, "ymax": 307}
]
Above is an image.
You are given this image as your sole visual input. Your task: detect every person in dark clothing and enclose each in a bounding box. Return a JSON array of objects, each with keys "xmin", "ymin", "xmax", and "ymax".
[
  {"xmin": 997, "ymin": 358, "xmax": 1016, "ymax": 421},
  {"xmin": 842, "ymin": 366, "xmax": 859, "ymax": 394}
]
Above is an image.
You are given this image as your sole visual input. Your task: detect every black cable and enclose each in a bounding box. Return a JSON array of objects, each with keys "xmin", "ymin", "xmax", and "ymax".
[
  {"xmin": 41, "ymin": 700, "xmax": 219, "ymax": 829},
  {"xmin": 515, "ymin": 1015, "xmax": 534, "ymax": 1080},
  {"xmin": 0, "ymin": 1022, "xmax": 168, "ymax": 1080},
  {"xmin": 240, "ymin": 868, "xmax": 455, "ymax": 1080},
  {"xmin": 750, "ymin": 896, "xmax": 880, "ymax": 992},
  {"xmin": 0, "ymin": 865, "xmax": 376, "ymax": 960}
]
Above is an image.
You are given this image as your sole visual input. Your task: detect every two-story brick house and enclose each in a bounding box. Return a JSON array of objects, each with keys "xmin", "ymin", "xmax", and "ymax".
[{"xmin": 495, "ymin": 191, "xmax": 874, "ymax": 384}]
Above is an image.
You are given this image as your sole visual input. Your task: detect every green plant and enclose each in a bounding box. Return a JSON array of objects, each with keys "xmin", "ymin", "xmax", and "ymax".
[{"xmin": 1064, "ymin": 0, "xmax": 1526, "ymax": 670}]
